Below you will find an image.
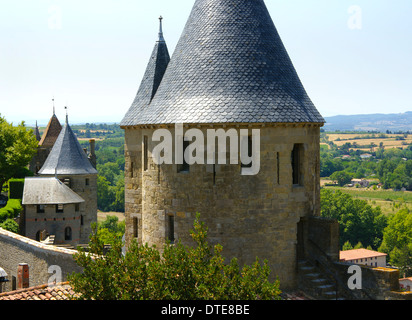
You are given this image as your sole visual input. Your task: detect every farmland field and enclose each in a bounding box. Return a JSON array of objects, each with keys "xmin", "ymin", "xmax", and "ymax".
[
  {"xmin": 323, "ymin": 185, "xmax": 412, "ymax": 215},
  {"xmin": 324, "ymin": 133, "xmax": 412, "ymax": 150}
]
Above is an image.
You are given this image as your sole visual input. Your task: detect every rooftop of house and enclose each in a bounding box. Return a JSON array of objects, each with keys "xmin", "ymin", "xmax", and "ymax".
[
  {"xmin": 0, "ymin": 282, "xmax": 78, "ymax": 300},
  {"xmin": 22, "ymin": 177, "xmax": 85, "ymax": 205},
  {"xmin": 400, "ymin": 277, "xmax": 412, "ymax": 282},
  {"xmin": 121, "ymin": 0, "xmax": 324, "ymax": 127},
  {"xmin": 340, "ymin": 249, "xmax": 387, "ymax": 261}
]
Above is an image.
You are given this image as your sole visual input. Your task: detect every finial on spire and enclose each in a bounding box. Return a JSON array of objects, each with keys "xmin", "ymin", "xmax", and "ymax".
[
  {"xmin": 158, "ymin": 16, "xmax": 165, "ymax": 42},
  {"xmin": 52, "ymin": 97, "xmax": 55, "ymax": 115},
  {"xmin": 64, "ymin": 106, "xmax": 68, "ymax": 124}
]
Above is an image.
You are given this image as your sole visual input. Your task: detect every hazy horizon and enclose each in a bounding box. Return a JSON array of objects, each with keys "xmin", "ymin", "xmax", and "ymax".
[{"xmin": 1, "ymin": 0, "xmax": 411, "ymax": 126}]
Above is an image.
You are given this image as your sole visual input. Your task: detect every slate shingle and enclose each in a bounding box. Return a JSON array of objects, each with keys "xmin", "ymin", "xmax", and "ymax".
[
  {"xmin": 38, "ymin": 119, "xmax": 98, "ymax": 176},
  {"xmin": 121, "ymin": 0, "xmax": 325, "ymax": 126}
]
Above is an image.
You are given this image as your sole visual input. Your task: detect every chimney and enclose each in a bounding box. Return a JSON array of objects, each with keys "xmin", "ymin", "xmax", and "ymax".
[
  {"xmin": 17, "ymin": 263, "xmax": 29, "ymax": 289},
  {"xmin": 89, "ymin": 139, "xmax": 96, "ymax": 168}
]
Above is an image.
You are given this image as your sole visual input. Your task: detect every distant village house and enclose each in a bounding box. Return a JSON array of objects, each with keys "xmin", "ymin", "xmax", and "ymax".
[{"xmin": 340, "ymin": 249, "xmax": 387, "ymax": 268}]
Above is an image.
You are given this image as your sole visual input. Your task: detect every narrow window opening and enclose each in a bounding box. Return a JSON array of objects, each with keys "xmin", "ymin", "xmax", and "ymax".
[
  {"xmin": 56, "ymin": 204, "xmax": 64, "ymax": 213},
  {"xmin": 143, "ymin": 136, "xmax": 148, "ymax": 171},
  {"xmin": 85, "ymin": 178, "xmax": 89, "ymax": 186},
  {"xmin": 75, "ymin": 203, "xmax": 80, "ymax": 212},
  {"xmin": 65, "ymin": 227, "xmax": 72, "ymax": 241},
  {"xmin": 130, "ymin": 161, "xmax": 134, "ymax": 178},
  {"xmin": 37, "ymin": 205, "xmax": 45, "ymax": 213},
  {"xmin": 133, "ymin": 217, "xmax": 138, "ymax": 238},
  {"xmin": 60, "ymin": 178, "xmax": 71, "ymax": 188},
  {"xmin": 80, "ymin": 215, "xmax": 84, "ymax": 226},
  {"xmin": 276, "ymin": 152, "xmax": 280, "ymax": 185},
  {"xmin": 178, "ymin": 140, "xmax": 190, "ymax": 173},
  {"xmin": 167, "ymin": 214, "xmax": 175, "ymax": 244},
  {"xmin": 292, "ymin": 144, "xmax": 303, "ymax": 186},
  {"xmin": 213, "ymin": 163, "xmax": 216, "ymax": 186}
]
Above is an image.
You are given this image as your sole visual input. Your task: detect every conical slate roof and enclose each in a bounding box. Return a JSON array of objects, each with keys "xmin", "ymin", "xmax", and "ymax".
[
  {"xmin": 38, "ymin": 117, "xmax": 98, "ymax": 176},
  {"xmin": 121, "ymin": 17, "xmax": 170, "ymax": 126},
  {"xmin": 121, "ymin": 0, "xmax": 324, "ymax": 126}
]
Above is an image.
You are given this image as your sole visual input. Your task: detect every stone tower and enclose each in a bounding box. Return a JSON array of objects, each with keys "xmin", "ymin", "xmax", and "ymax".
[
  {"xmin": 120, "ymin": 0, "xmax": 325, "ymax": 289},
  {"xmin": 38, "ymin": 115, "xmax": 98, "ymax": 245}
]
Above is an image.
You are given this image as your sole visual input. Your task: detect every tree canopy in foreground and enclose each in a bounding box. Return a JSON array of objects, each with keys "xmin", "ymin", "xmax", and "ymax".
[
  {"xmin": 0, "ymin": 115, "xmax": 38, "ymax": 192},
  {"xmin": 68, "ymin": 214, "xmax": 281, "ymax": 300}
]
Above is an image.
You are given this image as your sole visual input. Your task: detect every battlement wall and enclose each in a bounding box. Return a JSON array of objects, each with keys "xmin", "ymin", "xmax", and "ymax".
[{"xmin": 0, "ymin": 228, "xmax": 81, "ymax": 293}]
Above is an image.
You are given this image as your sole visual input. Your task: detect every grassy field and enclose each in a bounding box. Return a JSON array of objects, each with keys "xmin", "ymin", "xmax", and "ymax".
[
  {"xmin": 324, "ymin": 133, "xmax": 412, "ymax": 151},
  {"xmin": 97, "ymin": 211, "xmax": 125, "ymax": 223},
  {"xmin": 323, "ymin": 185, "xmax": 412, "ymax": 215}
]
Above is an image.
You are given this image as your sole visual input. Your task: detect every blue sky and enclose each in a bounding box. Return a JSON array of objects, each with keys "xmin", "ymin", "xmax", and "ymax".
[{"xmin": 0, "ymin": 0, "xmax": 411, "ymax": 126}]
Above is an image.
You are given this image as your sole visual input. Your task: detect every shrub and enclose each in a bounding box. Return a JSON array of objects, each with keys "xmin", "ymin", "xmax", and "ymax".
[
  {"xmin": 69, "ymin": 213, "xmax": 281, "ymax": 300},
  {"xmin": 0, "ymin": 199, "xmax": 22, "ymax": 223},
  {"xmin": 0, "ymin": 218, "xmax": 19, "ymax": 233},
  {"xmin": 8, "ymin": 178, "xmax": 25, "ymax": 199}
]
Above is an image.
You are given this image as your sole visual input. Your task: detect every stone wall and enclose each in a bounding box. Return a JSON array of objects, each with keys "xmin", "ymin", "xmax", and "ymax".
[
  {"xmin": 23, "ymin": 203, "xmax": 81, "ymax": 245},
  {"xmin": 0, "ymin": 228, "xmax": 81, "ymax": 293},
  {"xmin": 39, "ymin": 174, "xmax": 97, "ymax": 245},
  {"xmin": 123, "ymin": 123, "xmax": 322, "ymax": 290},
  {"xmin": 332, "ymin": 261, "xmax": 404, "ymax": 300}
]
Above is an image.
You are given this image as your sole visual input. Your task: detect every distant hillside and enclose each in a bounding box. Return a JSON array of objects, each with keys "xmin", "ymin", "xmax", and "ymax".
[{"xmin": 323, "ymin": 111, "xmax": 412, "ymax": 132}]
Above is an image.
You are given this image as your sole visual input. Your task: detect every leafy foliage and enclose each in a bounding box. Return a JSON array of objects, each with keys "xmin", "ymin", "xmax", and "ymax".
[
  {"xmin": 379, "ymin": 208, "xmax": 412, "ymax": 276},
  {"xmin": 0, "ymin": 218, "xmax": 19, "ymax": 233},
  {"xmin": 320, "ymin": 133, "xmax": 412, "ymax": 190},
  {"xmin": 0, "ymin": 115, "xmax": 38, "ymax": 192},
  {"xmin": 8, "ymin": 178, "xmax": 24, "ymax": 199},
  {"xmin": 0, "ymin": 199, "xmax": 22, "ymax": 224},
  {"xmin": 69, "ymin": 214, "xmax": 281, "ymax": 300},
  {"xmin": 97, "ymin": 215, "xmax": 125, "ymax": 246},
  {"xmin": 320, "ymin": 189, "xmax": 387, "ymax": 249}
]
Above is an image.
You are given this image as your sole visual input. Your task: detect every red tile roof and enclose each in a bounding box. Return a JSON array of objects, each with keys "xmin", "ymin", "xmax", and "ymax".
[
  {"xmin": 340, "ymin": 249, "xmax": 387, "ymax": 261},
  {"xmin": 0, "ymin": 282, "xmax": 79, "ymax": 300}
]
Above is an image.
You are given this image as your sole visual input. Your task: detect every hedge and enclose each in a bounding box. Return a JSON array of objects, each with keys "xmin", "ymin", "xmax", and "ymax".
[
  {"xmin": 8, "ymin": 178, "xmax": 24, "ymax": 199},
  {"xmin": 0, "ymin": 199, "xmax": 22, "ymax": 223}
]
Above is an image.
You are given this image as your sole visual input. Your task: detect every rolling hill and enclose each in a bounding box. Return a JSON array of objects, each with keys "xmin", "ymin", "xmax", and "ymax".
[{"xmin": 323, "ymin": 111, "xmax": 412, "ymax": 132}]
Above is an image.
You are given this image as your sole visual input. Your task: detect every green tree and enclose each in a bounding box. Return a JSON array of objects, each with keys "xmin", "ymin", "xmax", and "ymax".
[
  {"xmin": 97, "ymin": 175, "xmax": 115, "ymax": 212},
  {"xmin": 97, "ymin": 215, "xmax": 125, "ymax": 245},
  {"xmin": 342, "ymin": 241, "xmax": 353, "ymax": 251},
  {"xmin": 379, "ymin": 208, "xmax": 412, "ymax": 275},
  {"xmin": 68, "ymin": 214, "xmax": 281, "ymax": 300},
  {"xmin": 329, "ymin": 171, "xmax": 352, "ymax": 187},
  {"xmin": 321, "ymin": 189, "xmax": 387, "ymax": 249},
  {"xmin": 0, "ymin": 115, "xmax": 38, "ymax": 191}
]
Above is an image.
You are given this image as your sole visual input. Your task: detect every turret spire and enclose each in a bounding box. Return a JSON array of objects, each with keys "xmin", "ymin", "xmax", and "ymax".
[{"xmin": 158, "ymin": 16, "xmax": 165, "ymax": 42}]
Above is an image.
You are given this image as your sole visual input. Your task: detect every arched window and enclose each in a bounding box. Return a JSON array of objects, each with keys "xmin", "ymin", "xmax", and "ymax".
[{"xmin": 64, "ymin": 227, "xmax": 72, "ymax": 241}]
